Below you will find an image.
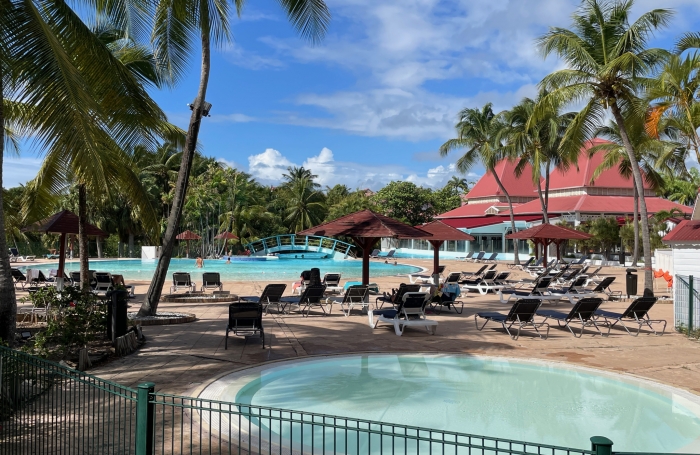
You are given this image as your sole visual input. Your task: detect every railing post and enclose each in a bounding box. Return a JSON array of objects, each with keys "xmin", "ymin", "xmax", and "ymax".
[
  {"xmin": 590, "ymin": 436, "xmax": 613, "ymax": 455},
  {"xmin": 689, "ymin": 275, "xmax": 694, "ymax": 335},
  {"xmin": 135, "ymin": 382, "xmax": 156, "ymax": 455}
]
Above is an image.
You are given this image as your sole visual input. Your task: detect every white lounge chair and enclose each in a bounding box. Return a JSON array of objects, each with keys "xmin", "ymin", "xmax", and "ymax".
[
  {"xmin": 322, "ymin": 273, "xmax": 343, "ymax": 294},
  {"xmin": 408, "ymin": 265, "xmax": 446, "ymax": 284},
  {"xmin": 331, "ymin": 285, "xmax": 370, "ymax": 317},
  {"xmin": 461, "ymin": 270, "xmax": 504, "ymax": 295},
  {"xmin": 368, "ymin": 292, "xmax": 437, "ymax": 336}
]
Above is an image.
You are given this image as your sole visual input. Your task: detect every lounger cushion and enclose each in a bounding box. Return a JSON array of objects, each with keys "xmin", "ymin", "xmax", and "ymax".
[
  {"xmin": 475, "ymin": 312, "xmax": 506, "ymax": 321},
  {"xmin": 373, "ymin": 309, "xmax": 398, "ymax": 318}
]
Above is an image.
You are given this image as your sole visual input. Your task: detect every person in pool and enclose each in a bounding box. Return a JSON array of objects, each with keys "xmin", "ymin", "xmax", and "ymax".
[
  {"xmin": 226, "ymin": 256, "xmax": 231, "ymax": 264},
  {"xmin": 195, "ymin": 256, "xmax": 204, "ymax": 268}
]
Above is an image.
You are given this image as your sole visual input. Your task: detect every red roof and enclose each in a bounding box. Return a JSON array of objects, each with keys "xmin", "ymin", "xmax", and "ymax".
[
  {"xmin": 466, "ymin": 160, "xmax": 541, "ymax": 199},
  {"xmin": 297, "ymin": 209, "xmax": 430, "ymax": 239},
  {"xmin": 548, "ymin": 139, "xmax": 652, "ymax": 191},
  {"xmin": 663, "ymin": 220, "xmax": 700, "ymax": 243},
  {"xmin": 176, "ymin": 230, "xmax": 201, "ymax": 240},
  {"xmin": 506, "ymin": 223, "xmax": 592, "ymax": 241},
  {"xmin": 24, "ymin": 210, "xmax": 107, "ymax": 237},
  {"xmin": 416, "ymin": 220, "xmax": 474, "ymax": 241},
  {"xmin": 438, "ymin": 202, "xmax": 521, "ymax": 219},
  {"xmin": 510, "ymin": 195, "xmax": 691, "ymax": 216}
]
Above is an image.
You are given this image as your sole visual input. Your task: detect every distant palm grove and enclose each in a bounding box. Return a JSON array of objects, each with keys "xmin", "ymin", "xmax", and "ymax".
[{"xmin": 1, "ymin": 0, "xmax": 700, "ymax": 341}]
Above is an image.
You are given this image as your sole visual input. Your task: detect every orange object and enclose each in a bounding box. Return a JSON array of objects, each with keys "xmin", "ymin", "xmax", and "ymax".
[{"xmin": 654, "ymin": 269, "xmax": 665, "ymax": 278}]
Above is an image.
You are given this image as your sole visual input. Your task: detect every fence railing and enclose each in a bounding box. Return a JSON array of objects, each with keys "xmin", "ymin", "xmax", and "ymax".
[
  {"xmin": 0, "ymin": 346, "xmax": 689, "ymax": 455},
  {"xmin": 675, "ymin": 275, "xmax": 700, "ymax": 334}
]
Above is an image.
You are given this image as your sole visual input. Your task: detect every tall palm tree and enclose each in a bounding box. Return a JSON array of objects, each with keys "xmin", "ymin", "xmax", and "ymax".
[
  {"xmin": 282, "ymin": 166, "xmax": 320, "ymax": 188},
  {"xmin": 502, "ymin": 93, "xmax": 576, "ymax": 223},
  {"xmin": 440, "ymin": 103, "xmax": 520, "ymax": 265},
  {"xmin": 537, "ymin": 0, "xmax": 673, "ymax": 290},
  {"xmin": 446, "ymin": 176, "xmax": 470, "ymax": 194},
  {"xmin": 141, "ymin": 0, "xmax": 330, "ymax": 316},
  {"xmin": 590, "ymin": 119, "xmax": 670, "ymax": 265},
  {"xmin": 284, "ymin": 178, "xmax": 326, "ymax": 232}
]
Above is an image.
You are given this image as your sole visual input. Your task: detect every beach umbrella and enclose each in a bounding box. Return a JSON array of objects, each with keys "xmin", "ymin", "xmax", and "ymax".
[
  {"xmin": 23, "ymin": 210, "xmax": 107, "ymax": 280},
  {"xmin": 176, "ymin": 230, "xmax": 201, "ymax": 258},
  {"xmin": 506, "ymin": 223, "xmax": 592, "ymax": 265},
  {"xmin": 413, "ymin": 220, "xmax": 475, "ymax": 284},
  {"xmin": 214, "ymin": 231, "xmax": 239, "ymax": 254},
  {"xmin": 297, "ymin": 209, "xmax": 431, "ymax": 285}
]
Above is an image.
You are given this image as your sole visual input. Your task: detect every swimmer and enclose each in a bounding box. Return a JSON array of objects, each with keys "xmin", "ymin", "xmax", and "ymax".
[
  {"xmin": 195, "ymin": 256, "xmax": 204, "ymax": 268},
  {"xmin": 226, "ymin": 256, "xmax": 231, "ymax": 264}
]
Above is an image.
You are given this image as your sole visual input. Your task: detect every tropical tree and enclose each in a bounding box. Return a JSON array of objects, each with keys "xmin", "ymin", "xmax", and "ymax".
[
  {"xmin": 140, "ymin": 0, "xmax": 331, "ymax": 317},
  {"xmin": 502, "ymin": 93, "xmax": 576, "ymax": 223},
  {"xmin": 372, "ymin": 181, "xmax": 435, "ymax": 226},
  {"xmin": 440, "ymin": 103, "xmax": 520, "ymax": 264},
  {"xmin": 446, "ymin": 176, "xmax": 470, "ymax": 194},
  {"xmin": 537, "ymin": 0, "xmax": 673, "ymax": 289},
  {"xmin": 284, "ymin": 177, "xmax": 326, "ymax": 232},
  {"xmin": 661, "ymin": 168, "xmax": 700, "ymax": 206},
  {"xmin": 282, "ymin": 166, "xmax": 320, "ymax": 188}
]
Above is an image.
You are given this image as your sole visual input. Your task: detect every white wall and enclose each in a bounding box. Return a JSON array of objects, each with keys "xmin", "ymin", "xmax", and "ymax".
[
  {"xmin": 672, "ymin": 246, "xmax": 700, "ymax": 278},
  {"xmin": 654, "ymin": 248, "xmax": 673, "ymax": 275}
]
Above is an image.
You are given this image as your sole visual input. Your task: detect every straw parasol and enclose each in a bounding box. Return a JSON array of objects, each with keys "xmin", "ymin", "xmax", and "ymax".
[
  {"xmin": 297, "ymin": 210, "xmax": 431, "ymax": 285},
  {"xmin": 176, "ymin": 230, "xmax": 201, "ymax": 258},
  {"xmin": 23, "ymin": 210, "xmax": 107, "ymax": 278},
  {"xmin": 214, "ymin": 231, "xmax": 239, "ymax": 254},
  {"xmin": 506, "ymin": 223, "xmax": 592, "ymax": 265},
  {"xmin": 413, "ymin": 220, "xmax": 475, "ymax": 282}
]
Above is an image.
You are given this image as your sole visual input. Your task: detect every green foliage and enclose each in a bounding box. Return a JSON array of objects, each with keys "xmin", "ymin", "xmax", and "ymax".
[
  {"xmin": 21, "ymin": 287, "xmax": 108, "ymax": 359},
  {"xmin": 660, "ymin": 168, "xmax": 700, "ymax": 206},
  {"xmin": 372, "ymin": 181, "xmax": 436, "ymax": 226},
  {"xmin": 326, "ymin": 190, "xmax": 375, "ymax": 221},
  {"xmin": 576, "ymin": 218, "xmax": 620, "ymax": 258}
]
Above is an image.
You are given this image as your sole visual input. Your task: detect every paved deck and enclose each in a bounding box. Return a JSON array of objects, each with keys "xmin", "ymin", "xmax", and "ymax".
[{"xmin": 16, "ymin": 259, "xmax": 700, "ymax": 398}]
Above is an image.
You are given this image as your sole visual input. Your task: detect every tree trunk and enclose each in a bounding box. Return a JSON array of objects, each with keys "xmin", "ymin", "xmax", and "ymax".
[
  {"xmin": 128, "ymin": 233, "xmax": 134, "ymax": 258},
  {"xmin": 96, "ymin": 236, "xmax": 103, "ymax": 258},
  {"xmin": 536, "ymin": 182, "xmax": 549, "ymax": 224},
  {"xmin": 491, "ymin": 166, "xmax": 520, "ymax": 265},
  {"xmin": 632, "ymin": 185, "xmax": 639, "ymax": 266},
  {"xmin": 78, "ymin": 184, "xmax": 90, "ymax": 293},
  {"xmin": 139, "ymin": 29, "xmax": 211, "ymax": 317},
  {"xmin": 611, "ymin": 102, "xmax": 652, "ymax": 291},
  {"xmin": 0, "ymin": 73, "xmax": 18, "ymax": 344},
  {"xmin": 118, "ymin": 241, "xmax": 123, "ymax": 258}
]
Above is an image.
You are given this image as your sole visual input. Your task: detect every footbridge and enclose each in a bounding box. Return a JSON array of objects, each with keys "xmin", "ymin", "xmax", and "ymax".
[{"xmin": 245, "ymin": 234, "xmax": 354, "ymax": 259}]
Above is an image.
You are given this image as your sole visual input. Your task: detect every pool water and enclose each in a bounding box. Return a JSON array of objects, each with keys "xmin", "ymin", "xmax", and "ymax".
[
  {"xmin": 205, "ymin": 355, "xmax": 700, "ymax": 452},
  {"xmin": 24, "ymin": 258, "xmax": 421, "ymax": 282}
]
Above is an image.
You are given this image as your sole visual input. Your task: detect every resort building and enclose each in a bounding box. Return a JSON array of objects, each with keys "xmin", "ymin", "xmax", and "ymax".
[{"xmin": 388, "ymin": 140, "xmax": 692, "ymax": 260}]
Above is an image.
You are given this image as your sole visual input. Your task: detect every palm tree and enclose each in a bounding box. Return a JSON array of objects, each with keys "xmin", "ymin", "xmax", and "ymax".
[
  {"xmin": 284, "ymin": 178, "xmax": 326, "ymax": 232},
  {"xmin": 537, "ymin": 0, "xmax": 673, "ymax": 290},
  {"xmin": 446, "ymin": 176, "xmax": 470, "ymax": 194},
  {"xmin": 502, "ymin": 93, "xmax": 576, "ymax": 223},
  {"xmin": 282, "ymin": 166, "xmax": 320, "ymax": 188},
  {"xmin": 590, "ymin": 119, "xmax": 670, "ymax": 265},
  {"xmin": 140, "ymin": 0, "xmax": 331, "ymax": 317},
  {"xmin": 440, "ymin": 103, "xmax": 520, "ymax": 265}
]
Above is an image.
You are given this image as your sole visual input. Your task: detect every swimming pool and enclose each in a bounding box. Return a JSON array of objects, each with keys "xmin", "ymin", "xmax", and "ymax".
[
  {"xmin": 23, "ymin": 258, "xmax": 421, "ymax": 281},
  {"xmin": 201, "ymin": 354, "xmax": 700, "ymax": 452}
]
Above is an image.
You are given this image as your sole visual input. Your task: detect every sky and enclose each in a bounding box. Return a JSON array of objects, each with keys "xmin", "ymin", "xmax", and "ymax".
[{"xmin": 6, "ymin": 0, "xmax": 700, "ymax": 190}]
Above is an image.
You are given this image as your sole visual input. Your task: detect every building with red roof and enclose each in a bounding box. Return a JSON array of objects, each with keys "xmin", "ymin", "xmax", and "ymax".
[{"xmin": 395, "ymin": 140, "xmax": 693, "ymax": 260}]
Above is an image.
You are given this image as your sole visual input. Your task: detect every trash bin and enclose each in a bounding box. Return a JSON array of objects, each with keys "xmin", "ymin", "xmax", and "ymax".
[
  {"xmin": 106, "ymin": 289, "xmax": 129, "ymax": 342},
  {"xmin": 625, "ymin": 268, "xmax": 638, "ymax": 298}
]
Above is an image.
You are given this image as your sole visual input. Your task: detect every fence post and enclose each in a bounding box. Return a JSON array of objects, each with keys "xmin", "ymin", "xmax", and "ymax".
[
  {"xmin": 590, "ymin": 436, "xmax": 613, "ymax": 455},
  {"xmin": 689, "ymin": 276, "xmax": 694, "ymax": 336},
  {"xmin": 135, "ymin": 382, "xmax": 156, "ymax": 455}
]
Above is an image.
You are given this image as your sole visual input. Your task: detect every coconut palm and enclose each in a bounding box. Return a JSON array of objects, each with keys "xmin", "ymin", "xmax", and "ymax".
[
  {"xmin": 140, "ymin": 0, "xmax": 331, "ymax": 317},
  {"xmin": 284, "ymin": 178, "xmax": 326, "ymax": 232},
  {"xmin": 446, "ymin": 176, "xmax": 470, "ymax": 194},
  {"xmin": 502, "ymin": 93, "xmax": 576, "ymax": 223},
  {"xmin": 537, "ymin": 0, "xmax": 673, "ymax": 290},
  {"xmin": 440, "ymin": 103, "xmax": 520, "ymax": 265}
]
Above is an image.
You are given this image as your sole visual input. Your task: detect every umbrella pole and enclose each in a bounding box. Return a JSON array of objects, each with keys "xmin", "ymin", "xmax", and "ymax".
[
  {"xmin": 431, "ymin": 240, "xmax": 443, "ymax": 286},
  {"xmin": 57, "ymin": 233, "xmax": 67, "ymax": 290}
]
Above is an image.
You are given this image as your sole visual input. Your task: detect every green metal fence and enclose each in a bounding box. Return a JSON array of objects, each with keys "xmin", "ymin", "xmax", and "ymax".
[
  {"xmin": 0, "ymin": 346, "xmax": 692, "ymax": 455},
  {"xmin": 675, "ymin": 275, "xmax": 700, "ymax": 334}
]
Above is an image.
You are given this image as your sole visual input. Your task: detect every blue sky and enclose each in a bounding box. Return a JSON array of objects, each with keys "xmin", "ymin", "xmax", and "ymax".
[{"xmin": 6, "ymin": 0, "xmax": 700, "ymax": 189}]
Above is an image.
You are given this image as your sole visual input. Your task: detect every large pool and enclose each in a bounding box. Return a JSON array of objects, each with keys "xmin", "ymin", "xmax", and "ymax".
[
  {"xmin": 200, "ymin": 354, "xmax": 700, "ymax": 453},
  {"xmin": 23, "ymin": 258, "xmax": 421, "ymax": 282}
]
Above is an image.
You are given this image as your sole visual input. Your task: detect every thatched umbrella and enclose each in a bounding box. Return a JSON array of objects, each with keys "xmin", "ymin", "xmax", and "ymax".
[
  {"xmin": 214, "ymin": 231, "xmax": 239, "ymax": 254},
  {"xmin": 176, "ymin": 230, "xmax": 201, "ymax": 258},
  {"xmin": 23, "ymin": 210, "xmax": 107, "ymax": 280},
  {"xmin": 297, "ymin": 210, "xmax": 430, "ymax": 285},
  {"xmin": 413, "ymin": 220, "xmax": 475, "ymax": 283},
  {"xmin": 506, "ymin": 223, "xmax": 592, "ymax": 265}
]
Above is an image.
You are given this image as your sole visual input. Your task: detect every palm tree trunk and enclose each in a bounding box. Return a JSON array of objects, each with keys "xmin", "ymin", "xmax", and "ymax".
[
  {"xmin": 632, "ymin": 185, "xmax": 639, "ymax": 266},
  {"xmin": 0, "ymin": 74, "xmax": 18, "ymax": 344},
  {"xmin": 537, "ymin": 183, "xmax": 549, "ymax": 224},
  {"xmin": 611, "ymin": 103, "xmax": 652, "ymax": 291},
  {"xmin": 78, "ymin": 184, "xmax": 90, "ymax": 292},
  {"xmin": 96, "ymin": 236, "xmax": 103, "ymax": 258},
  {"xmin": 128, "ymin": 232, "xmax": 134, "ymax": 258},
  {"xmin": 140, "ymin": 29, "xmax": 211, "ymax": 316},
  {"xmin": 491, "ymin": 166, "xmax": 520, "ymax": 265}
]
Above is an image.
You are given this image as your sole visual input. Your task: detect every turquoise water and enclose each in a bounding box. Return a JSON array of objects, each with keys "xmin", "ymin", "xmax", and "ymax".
[
  {"xmin": 221, "ymin": 355, "xmax": 700, "ymax": 452},
  {"xmin": 23, "ymin": 258, "xmax": 420, "ymax": 281}
]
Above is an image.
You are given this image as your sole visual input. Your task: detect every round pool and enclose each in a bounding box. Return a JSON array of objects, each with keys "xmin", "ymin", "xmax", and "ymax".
[
  {"xmin": 23, "ymin": 258, "xmax": 421, "ymax": 281},
  {"xmin": 200, "ymin": 354, "xmax": 700, "ymax": 453}
]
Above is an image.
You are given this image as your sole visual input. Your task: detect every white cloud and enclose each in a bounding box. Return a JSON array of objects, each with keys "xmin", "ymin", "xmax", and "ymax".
[
  {"xmin": 212, "ymin": 113, "xmax": 256, "ymax": 123},
  {"xmin": 217, "ymin": 158, "xmax": 238, "ymax": 169},
  {"xmin": 222, "ymin": 42, "xmax": 284, "ymax": 70},
  {"xmin": 246, "ymin": 146, "xmax": 480, "ymax": 190},
  {"xmin": 3, "ymin": 157, "xmax": 42, "ymax": 188}
]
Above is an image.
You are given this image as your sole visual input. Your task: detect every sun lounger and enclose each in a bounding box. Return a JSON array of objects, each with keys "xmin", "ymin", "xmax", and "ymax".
[
  {"xmin": 281, "ymin": 284, "xmax": 328, "ymax": 316},
  {"xmin": 430, "ymin": 287, "xmax": 464, "ymax": 314},
  {"xmin": 94, "ymin": 272, "xmax": 114, "ymax": 294},
  {"xmin": 461, "ymin": 270, "xmax": 504, "ymax": 295},
  {"xmin": 444, "ymin": 272, "xmax": 462, "ymax": 285},
  {"xmin": 202, "ymin": 272, "xmax": 223, "ymax": 292},
  {"xmin": 588, "ymin": 276, "xmax": 620, "ymax": 300},
  {"xmin": 408, "ymin": 266, "xmax": 446, "ymax": 284},
  {"xmin": 498, "ymin": 277, "xmax": 564, "ymax": 304},
  {"xmin": 170, "ymin": 272, "xmax": 196, "ymax": 293},
  {"xmin": 594, "ymin": 297, "xmax": 666, "ymax": 336},
  {"xmin": 509, "ymin": 257, "xmax": 534, "ymax": 270},
  {"xmin": 375, "ymin": 283, "xmax": 421, "ymax": 309},
  {"xmin": 322, "ymin": 273, "xmax": 343, "ymax": 294},
  {"xmin": 460, "ymin": 265, "xmax": 488, "ymax": 280},
  {"xmin": 537, "ymin": 297, "xmax": 604, "ymax": 337},
  {"xmin": 369, "ymin": 292, "xmax": 437, "ymax": 336},
  {"xmin": 384, "ymin": 249, "xmax": 396, "ymax": 259},
  {"xmin": 331, "ymin": 285, "xmax": 370, "ymax": 316},
  {"xmin": 370, "ymin": 249, "xmax": 381, "ymax": 259},
  {"xmin": 475, "ymin": 298, "xmax": 549, "ymax": 340},
  {"xmin": 457, "ymin": 252, "xmax": 475, "ymax": 261},
  {"xmin": 9, "ymin": 248, "xmax": 35, "ymax": 262},
  {"xmin": 471, "ymin": 251, "xmax": 485, "ymax": 262},
  {"xmin": 111, "ymin": 274, "xmax": 135, "ymax": 297},
  {"xmin": 239, "ymin": 283, "xmax": 287, "ymax": 314},
  {"xmin": 225, "ymin": 302, "xmax": 264, "ymax": 349},
  {"xmin": 12, "ymin": 268, "xmax": 27, "ymax": 288},
  {"xmin": 480, "ymin": 252, "xmax": 498, "ymax": 263}
]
